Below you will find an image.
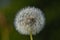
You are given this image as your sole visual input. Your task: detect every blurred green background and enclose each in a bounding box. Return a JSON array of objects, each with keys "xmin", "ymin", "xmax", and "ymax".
[{"xmin": 0, "ymin": 0, "xmax": 60, "ymax": 40}]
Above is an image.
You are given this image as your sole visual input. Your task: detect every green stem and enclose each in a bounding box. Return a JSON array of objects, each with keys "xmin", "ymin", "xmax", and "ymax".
[{"xmin": 30, "ymin": 31, "xmax": 33, "ymax": 40}]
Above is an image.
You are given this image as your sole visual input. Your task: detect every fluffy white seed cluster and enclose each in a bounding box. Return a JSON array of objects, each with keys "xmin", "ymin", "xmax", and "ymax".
[{"xmin": 14, "ymin": 7, "xmax": 45, "ymax": 35}]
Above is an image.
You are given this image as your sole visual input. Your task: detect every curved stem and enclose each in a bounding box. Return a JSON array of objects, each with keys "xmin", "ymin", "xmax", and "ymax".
[{"xmin": 30, "ymin": 31, "xmax": 33, "ymax": 40}]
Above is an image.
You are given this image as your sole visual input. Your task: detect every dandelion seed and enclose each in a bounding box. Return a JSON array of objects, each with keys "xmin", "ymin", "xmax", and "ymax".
[{"xmin": 14, "ymin": 7, "xmax": 45, "ymax": 40}]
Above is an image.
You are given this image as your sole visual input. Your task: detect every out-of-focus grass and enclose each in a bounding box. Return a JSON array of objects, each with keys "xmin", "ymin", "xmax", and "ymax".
[{"xmin": 0, "ymin": 27, "xmax": 1, "ymax": 40}]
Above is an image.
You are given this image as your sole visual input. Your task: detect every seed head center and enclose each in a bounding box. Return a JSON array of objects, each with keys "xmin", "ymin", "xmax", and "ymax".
[{"xmin": 25, "ymin": 16, "xmax": 36, "ymax": 26}]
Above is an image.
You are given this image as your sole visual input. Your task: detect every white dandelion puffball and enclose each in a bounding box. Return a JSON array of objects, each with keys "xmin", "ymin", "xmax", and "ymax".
[{"xmin": 14, "ymin": 7, "xmax": 45, "ymax": 35}]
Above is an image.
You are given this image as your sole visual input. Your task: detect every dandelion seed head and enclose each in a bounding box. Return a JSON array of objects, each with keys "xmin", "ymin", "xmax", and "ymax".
[{"xmin": 14, "ymin": 7, "xmax": 45, "ymax": 35}]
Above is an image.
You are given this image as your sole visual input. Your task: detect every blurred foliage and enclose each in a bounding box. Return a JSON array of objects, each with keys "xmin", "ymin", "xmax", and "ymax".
[{"xmin": 0, "ymin": 0, "xmax": 60, "ymax": 40}]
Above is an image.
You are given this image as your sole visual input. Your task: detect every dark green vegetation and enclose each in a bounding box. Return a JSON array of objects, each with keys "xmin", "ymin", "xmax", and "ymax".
[{"xmin": 0, "ymin": 0, "xmax": 60, "ymax": 40}]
